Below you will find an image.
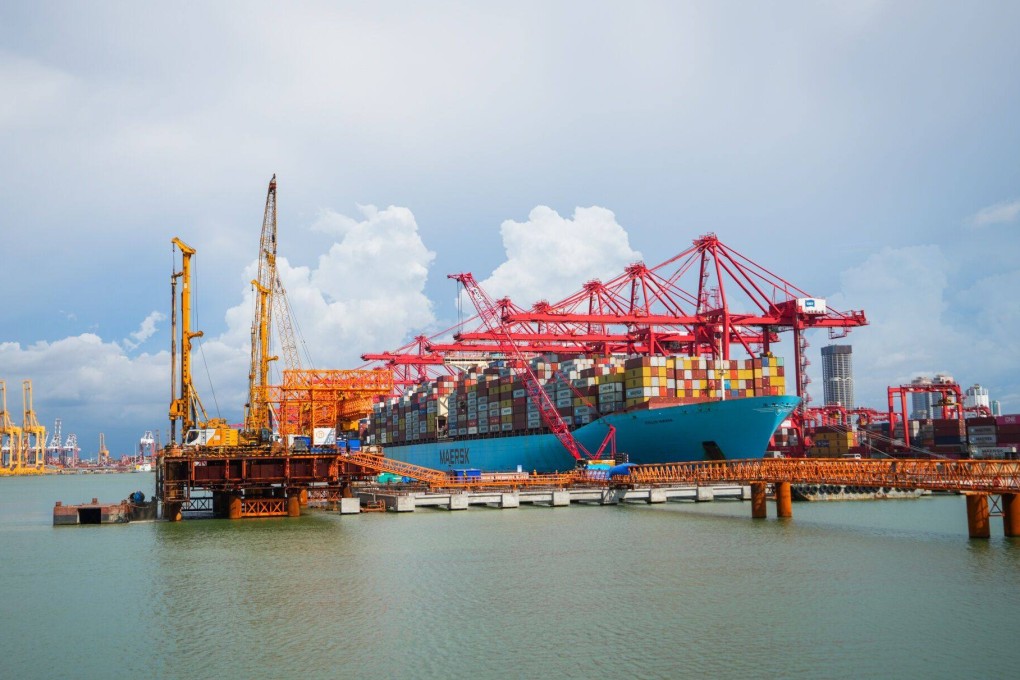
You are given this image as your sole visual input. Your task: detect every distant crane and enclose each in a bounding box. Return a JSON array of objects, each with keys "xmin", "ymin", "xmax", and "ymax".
[
  {"xmin": 63, "ymin": 433, "xmax": 80, "ymax": 467},
  {"xmin": 21, "ymin": 380, "xmax": 46, "ymax": 468},
  {"xmin": 47, "ymin": 418, "xmax": 63, "ymax": 464},
  {"xmin": 139, "ymin": 430, "xmax": 156, "ymax": 463},
  {"xmin": 97, "ymin": 433, "xmax": 110, "ymax": 465},
  {"xmin": 450, "ymin": 272, "xmax": 616, "ymax": 463},
  {"xmin": 0, "ymin": 380, "xmax": 23, "ymax": 468}
]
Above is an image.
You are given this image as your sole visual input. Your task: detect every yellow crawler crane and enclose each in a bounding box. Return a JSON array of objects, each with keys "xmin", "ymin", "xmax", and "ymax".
[
  {"xmin": 20, "ymin": 380, "xmax": 46, "ymax": 472},
  {"xmin": 244, "ymin": 174, "xmax": 305, "ymax": 445},
  {"xmin": 0, "ymin": 379, "xmax": 23, "ymax": 474}
]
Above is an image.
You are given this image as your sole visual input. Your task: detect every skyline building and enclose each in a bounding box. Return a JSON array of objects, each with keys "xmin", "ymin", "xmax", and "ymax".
[
  {"xmin": 821, "ymin": 344, "xmax": 854, "ymax": 409},
  {"xmin": 964, "ymin": 384, "xmax": 991, "ymax": 412}
]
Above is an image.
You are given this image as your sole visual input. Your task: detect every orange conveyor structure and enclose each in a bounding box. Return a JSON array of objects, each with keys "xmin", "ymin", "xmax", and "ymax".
[{"xmin": 343, "ymin": 453, "xmax": 1020, "ymax": 539}]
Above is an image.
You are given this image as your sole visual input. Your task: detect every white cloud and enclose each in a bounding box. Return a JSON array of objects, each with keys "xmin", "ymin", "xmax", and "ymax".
[
  {"xmin": 122, "ymin": 311, "xmax": 166, "ymax": 350},
  {"xmin": 967, "ymin": 199, "xmax": 1020, "ymax": 228},
  {"xmin": 223, "ymin": 204, "xmax": 437, "ymax": 373},
  {"xmin": 477, "ymin": 206, "xmax": 642, "ymax": 308},
  {"xmin": 0, "ymin": 53, "xmax": 77, "ymax": 128},
  {"xmin": 0, "ymin": 335, "xmax": 168, "ymax": 456},
  {"xmin": 820, "ymin": 244, "xmax": 1020, "ymax": 413}
]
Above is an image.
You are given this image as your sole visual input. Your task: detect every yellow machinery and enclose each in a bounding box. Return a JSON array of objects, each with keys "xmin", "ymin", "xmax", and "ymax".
[
  {"xmin": 275, "ymin": 369, "xmax": 394, "ymax": 441},
  {"xmin": 97, "ymin": 433, "xmax": 109, "ymax": 465},
  {"xmin": 0, "ymin": 379, "xmax": 23, "ymax": 473},
  {"xmin": 169, "ymin": 176, "xmax": 392, "ymax": 453},
  {"xmin": 21, "ymin": 380, "xmax": 46, "ymax": 468},
  {"xmin": 244, "ymin": 175, "xmax": 285, "ymax": 443},
  {"xmin": 168, "ymin": 238, "xmax": 239, "ymax": 449}
]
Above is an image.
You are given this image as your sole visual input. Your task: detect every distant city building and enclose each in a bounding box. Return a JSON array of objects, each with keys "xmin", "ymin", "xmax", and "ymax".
[
  {"xmin": 910, "ymin": 376, "xmax": 934, "ymax": 419},
  {"xmin": 964, "ymin": 384, "xmax": 990, "ymax": 411},
  {"xmin": 821, "ymin": 344, "xmax": 854, "ymax": 409},
  {"xmin": 910, "ymin": 373, "xmax": 956, "ymax": 419},
  {"xmin": 992, "ymin": 400, "xmax": 1002, "ymax": 417}
]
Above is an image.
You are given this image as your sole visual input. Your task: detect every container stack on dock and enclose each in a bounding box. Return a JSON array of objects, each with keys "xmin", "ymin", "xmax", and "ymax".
[
  {"xmin": 367, "ymin": 354, "xmax": 786, "ymax": 446},
  {"xmin": 806, "ymin": 427, "xmax": 856, "ymax": 457},
  {"xmin": 968, "ymin": 415, "xmax": 1020, "ymax": 459}
]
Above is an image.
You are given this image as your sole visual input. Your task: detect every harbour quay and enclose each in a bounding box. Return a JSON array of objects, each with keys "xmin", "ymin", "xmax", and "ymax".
[{"xmin": 341, "ymin": 483, "xmax": 749, "ymax": 513}]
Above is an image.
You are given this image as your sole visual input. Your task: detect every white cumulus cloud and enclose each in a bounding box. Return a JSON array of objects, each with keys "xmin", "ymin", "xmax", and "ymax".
[
  {"xmin": 478, "ymin": 206, "xmax": 642, "ymax": 308},
  {"xmin": 122, "ymin": 311, "xmax": 166, "ymax": 350},
  {"xmin": 222, "ymin": 203, "xmax": 437, "ymax": 374},
  {"xmin": 821, "ymin": 244, "xmax": 1020, "ymax": 413},
  {"xmin": 967, "ymin": 199, "xmax": 1020, "ymax": 228}
]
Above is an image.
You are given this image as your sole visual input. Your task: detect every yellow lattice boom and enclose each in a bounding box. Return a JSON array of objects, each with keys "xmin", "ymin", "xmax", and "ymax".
[{"xmin": 274, "ymin": 369, "xmax": 394, "ymax": 436}]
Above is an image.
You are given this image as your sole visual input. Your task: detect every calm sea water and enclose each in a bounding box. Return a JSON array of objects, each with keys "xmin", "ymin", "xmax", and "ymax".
[{"xmin": 1, "ymin": 473, "xmax": 1018, "ymax": 679}]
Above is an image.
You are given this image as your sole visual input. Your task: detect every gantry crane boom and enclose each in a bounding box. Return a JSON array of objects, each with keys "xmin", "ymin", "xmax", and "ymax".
[
  {"xmin": 0, "ymin": 380, "xmax": 23, "ymax": 468},
  {"xmin": 450, "ymin": 273, "xmax": 614, "ymax": 462},
  {"xmin": 21, "ymin": 380, "xmax": 46, "ymax": 468}
]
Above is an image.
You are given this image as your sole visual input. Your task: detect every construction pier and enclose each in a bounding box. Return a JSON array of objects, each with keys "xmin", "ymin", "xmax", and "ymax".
[{"xmin": 151, "ymin": 448, "xmax": 1020, "ymax": 540}]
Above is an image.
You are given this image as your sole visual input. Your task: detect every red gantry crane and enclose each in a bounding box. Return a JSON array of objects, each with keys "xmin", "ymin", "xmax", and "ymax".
[
  {"xmin": 364, "ymin": 234, "xmax": 867, "ymax": 457},
  {"xmin": 450, "ymin": 272, "xmax": 616, "ymax": 463}
]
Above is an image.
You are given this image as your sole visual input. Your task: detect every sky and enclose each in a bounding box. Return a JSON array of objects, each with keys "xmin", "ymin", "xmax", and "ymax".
[{"xmin": 2, "ymin": 1, "xmax": 1019, "ymax": 458}]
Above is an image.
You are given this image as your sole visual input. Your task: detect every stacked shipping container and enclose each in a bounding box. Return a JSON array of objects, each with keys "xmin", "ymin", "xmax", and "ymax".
[{"xmin": 368, "ymin": 354, "xmax": 786, "ymax": 447}]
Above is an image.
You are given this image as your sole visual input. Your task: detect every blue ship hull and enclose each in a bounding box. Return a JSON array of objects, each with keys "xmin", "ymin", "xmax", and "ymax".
[{"xmin": 382, "ymin": 395, "xmax": 800, "ymax": 474}]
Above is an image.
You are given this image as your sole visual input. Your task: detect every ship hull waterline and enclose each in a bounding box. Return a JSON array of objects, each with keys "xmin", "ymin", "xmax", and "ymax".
[{"xmin": 379, "ymin": 395, "xmax": 801, "ymax": 474}]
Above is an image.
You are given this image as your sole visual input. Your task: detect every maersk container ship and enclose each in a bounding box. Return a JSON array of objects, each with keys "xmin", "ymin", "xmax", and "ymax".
[{"xmin": 377, "ymin": 394, "xmax": 800, "ymax": 474}]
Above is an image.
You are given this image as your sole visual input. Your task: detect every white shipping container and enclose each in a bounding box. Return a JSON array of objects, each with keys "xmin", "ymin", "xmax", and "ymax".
[
  {"xmin": 970, "ymin": 446, "xmax": 1016, "ymax": 459},
  {"xmin": 968, "ymin": 434, "xmax": 997, "ymax": 445},
  {"xmin": 797, "ymin": 297, "xmax": 827, "ymax": 315},
  {"xmin": 312, "ymin": 428, "xmax": 337, "ymax": 446},
  {"xmin": 967, "ymin": 425, "xmax": 996, "ymax": 436}
]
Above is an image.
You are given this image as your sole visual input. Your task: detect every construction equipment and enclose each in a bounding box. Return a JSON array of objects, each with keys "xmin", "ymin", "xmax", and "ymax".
[
  {"xmin": 168, "ymin": 237, "xmax": 239, "ymax": 449},
  {"xmin": 244, "ymin": 174, "xmax": 301, "ymax": 444}
]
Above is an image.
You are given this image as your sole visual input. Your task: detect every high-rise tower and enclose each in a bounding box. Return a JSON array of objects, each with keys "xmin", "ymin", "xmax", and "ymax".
[{"xmin": 821, "ymin": 344, "xmax": 854, "ymax": 408}]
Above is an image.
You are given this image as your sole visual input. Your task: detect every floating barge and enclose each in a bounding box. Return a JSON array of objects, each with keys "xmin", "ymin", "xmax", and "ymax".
[{"xmin": 53, "ymin": 493, "xmax": 158, "ymax": 526}]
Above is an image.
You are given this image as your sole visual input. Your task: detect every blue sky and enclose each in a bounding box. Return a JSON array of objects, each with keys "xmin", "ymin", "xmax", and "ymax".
[{"xmin": 2, "ymin": 1, "xmax": 1018, "ymax": 458}]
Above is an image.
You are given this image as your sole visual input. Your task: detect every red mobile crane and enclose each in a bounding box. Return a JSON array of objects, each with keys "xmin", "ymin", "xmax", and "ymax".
[{"xmin": 449, "ymin": 272, "xmax": 616, "ymax": 463}]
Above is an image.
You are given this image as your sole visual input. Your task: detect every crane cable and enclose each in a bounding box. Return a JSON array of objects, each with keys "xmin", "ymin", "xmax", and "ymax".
[{"xmin": 189, "ymin": 251, "xmax": 222, "ymax": 420}]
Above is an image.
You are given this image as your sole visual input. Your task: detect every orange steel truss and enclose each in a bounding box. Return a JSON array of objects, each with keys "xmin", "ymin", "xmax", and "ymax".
[
  {"xmin": 343, "ymin": 453, "xmax": 1020, "ymax": 495},
  {"xmin": 274, "ymin": 369, "xmax": 394, "ymax": 436},
  {"xmin": 622, "ymin": 459, "xmax": 1020, "ymax": 494},
  {"xmin": 241, "ymin": 498, "xmax": 287, "ymax": 517},
  {"xmin": 345, "ymin": 450, "xmax": 580, "ymax": 489}
]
